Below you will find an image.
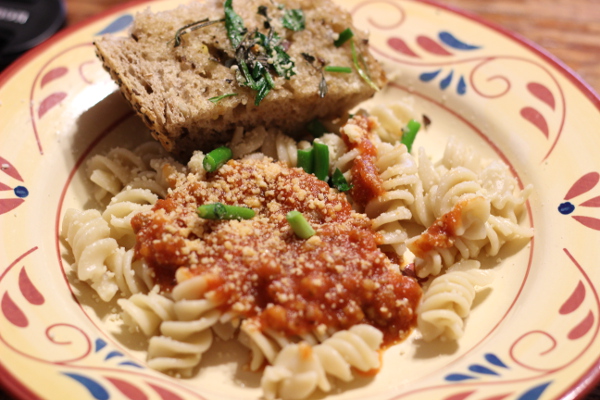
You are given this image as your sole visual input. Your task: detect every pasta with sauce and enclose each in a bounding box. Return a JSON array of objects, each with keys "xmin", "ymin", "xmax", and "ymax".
[
  {"xmin": 403, "ymin": 137, "xmax": 533, "ymax": 278},
  {"xmin": 60, "ymin": 102, "xmax": 533, "ymax": 400}
]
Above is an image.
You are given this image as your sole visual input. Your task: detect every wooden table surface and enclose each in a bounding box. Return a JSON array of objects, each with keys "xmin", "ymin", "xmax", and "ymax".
[{"xmin": 2, "ymin": 0, "xmax": 600, "ymax": 399}]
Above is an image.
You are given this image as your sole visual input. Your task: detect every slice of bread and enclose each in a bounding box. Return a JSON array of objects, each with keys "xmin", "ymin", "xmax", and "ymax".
[{"xmin": 94, "ymin": 0, "xmax": 386, "ymax": 158}]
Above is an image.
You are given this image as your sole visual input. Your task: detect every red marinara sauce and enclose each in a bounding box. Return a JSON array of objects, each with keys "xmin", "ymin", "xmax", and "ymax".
[
  {"xmin": 340, "ymin": 115, "xmax": 385, "ymax": 207},
  {"xmin": 131, "ymin": 158, "xmax": 422, "ymax": 346}
]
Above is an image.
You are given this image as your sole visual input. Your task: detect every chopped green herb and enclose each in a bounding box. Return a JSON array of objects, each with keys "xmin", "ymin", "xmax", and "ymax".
[
  {"xmin": 313, "ymin": 142, "xmax": 330, "ymax": 182},
  {"xmin": 282, "ymin": 9, "xmax": 305, "ymax": 31},
  {"xmin": 208, "ymin": 93, "xmax": 238, "ymax": 103},
  {"xmin": 203, "ymin": 146, "xmax": 233, "ymax": 172},
  {"xmin": 198, "ymin": 202, "xmax": 255, "ymax": 220},
  {"xmin": 324, "ymin": 66, "xmax": 352, "ymax": 73},
  {"xmin": 350, "ymin": 39, "xmax": 379, "ymax": 91},
  {"xmin": 306, "ymin": 119, "xmax": 328, "ymax": 137},
  {"xmin": 254, "ymin": 76, "xmax": 273, "ymax": 105},
  {"xmin": 286, "ymin": 210, "xmax": 316, "ymax": 239},
  {"xmin": 170, "ymin": 18, "xmax": 225, "ymax": 47},
  {"xmin": 224, "ymin": 0, "xmax": 247, "ymax": 48},
  {"xmin": 401, "ymin": 119, "xmax": 421, "ymax": 153},
  {"xmin": 224, "ymin": 1, "xmax": 296, "ymax": 105},
  {"xmin": 297, "ymin": 148, "xmax": 314, "ymax": 174},
  {"xmin": 331, "ymin": 168, "xmax": 353, "ymax": 192},
  {"xmin": 334, "ymin": 28, "xmax": 354, "ymax": 47},
  {"xmin": 271, "ymin": 45, "xmax": 296, "ymax": 80}
]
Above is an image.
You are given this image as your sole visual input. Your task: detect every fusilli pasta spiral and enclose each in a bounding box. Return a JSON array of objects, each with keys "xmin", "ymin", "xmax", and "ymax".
[
  {"xmin": 261, "ymin": 324, "xmax": 383, "ymax": 400},
  {"xmin": 146, "ymin": 276, "xmax": 223, "ymax": 376},
  {"xmin": 368, "ymin": 101, "xmax": 421, "ymax": 143},
  {"xmin": 101, "ymin": 187, "xmax": 159, "ymax": 248},
  {"xmin": 417, "ymin": 260, "xmax": 492, "ymax": 341},
  {"xmin": 62, "ymin": 208, "xmax": 120, "ymax": 301}
]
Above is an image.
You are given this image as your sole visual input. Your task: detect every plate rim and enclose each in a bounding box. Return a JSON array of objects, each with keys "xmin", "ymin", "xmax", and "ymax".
[{"xmin": 1, "ymin": 0, "xmax": 599, "ymax": 399}]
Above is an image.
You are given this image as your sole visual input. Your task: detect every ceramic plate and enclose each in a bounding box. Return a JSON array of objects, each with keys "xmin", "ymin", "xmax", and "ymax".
[{"xmin": 1, "ymin": 0, "xmax": 600, "ymax": 399}]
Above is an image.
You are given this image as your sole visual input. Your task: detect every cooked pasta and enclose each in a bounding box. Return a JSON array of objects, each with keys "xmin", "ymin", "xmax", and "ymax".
[
  {"xmin": 261, "ymin": 324, "xmax": 383, "ymax": 400},
  {"xmin": 369, "ymin": 101, "xmax": 421, "ymax": 143},
  {"xmin": 118, "ymin": 291, "xmax": 176, "ymax": 336},
  {"xmin": 62, "ymin": 207, "xmax": 155, "ymax": 301},
  {"xmin": 395, "ymin": 134, "xmax": 533, "ymax": 278},
  {"xmin": 407, "ymin": 196, "xmax": 491, "ymax": 277},
  {"xmin": 417, "ymin": 260, "xmax": 492, "ymax": 341},
  {"xmin": 101, "ymin": 187, "xmax": 159, "ymax": 248},
  {"xmin": 147, "ymin": 276, "xmax": 223, "ymax": 376},
  {"xmin": 62, "ymin": 208, "xmax": 120, "ymax": 301},
  {"xmin": 315, "ymin": 133, "xmax": 350, "ymax": 176},
  {"xmin": 60, "ymin": 100, "xmax": 533, "ymax": 400},
  {"xmin": 259, "ymin": 128, "xmax": 307, "ymax": 167},
  {"xmin": 86, "ymin": 142, "xmax": 169, "ymax": 203},
  {"xmin": 365, "ymin": 138, "xmax": 420, "ymax": 257},
  {"xmin": 228, "ymin": 126, "xmax": 267, "ymax": 159},
  {"xmin": 105, "ymin": 248, "xmax": 153, "ymax": 297},
  {"xmin": 239, "ymin": 320, "xmax": 334, "ymax": 372}
]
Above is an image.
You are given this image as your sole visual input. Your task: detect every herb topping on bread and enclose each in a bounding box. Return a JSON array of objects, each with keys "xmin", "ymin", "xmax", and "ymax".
[{"xmin": 94, "ymin": 0, "xmax": 387, "ymax": 157}]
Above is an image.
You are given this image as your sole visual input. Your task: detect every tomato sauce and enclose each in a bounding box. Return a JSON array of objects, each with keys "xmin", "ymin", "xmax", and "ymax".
[
  {"xmin": 132, "ymin": 157, "xmax": 421, "ymax": 346},
  {"xmin": 340, "ymin": 115, "xmax": 385, "ymax": 207}
]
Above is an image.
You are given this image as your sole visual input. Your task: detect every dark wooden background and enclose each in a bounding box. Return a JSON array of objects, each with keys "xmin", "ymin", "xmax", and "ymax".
[{"xmin": 2, "ymin": 0, "xmax": 599, "ymax": 399}]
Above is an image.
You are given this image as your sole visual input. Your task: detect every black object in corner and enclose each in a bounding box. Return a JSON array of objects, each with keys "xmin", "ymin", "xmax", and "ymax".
[{"xmin": 0, "ymin": 0, "xmax": 66, "ymax": 70}]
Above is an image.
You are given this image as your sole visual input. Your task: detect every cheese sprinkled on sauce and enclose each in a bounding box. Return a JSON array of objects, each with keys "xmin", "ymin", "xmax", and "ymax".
[{"xmin": 132, "ymin": 157, "xmax": 421, "ymax": 345}]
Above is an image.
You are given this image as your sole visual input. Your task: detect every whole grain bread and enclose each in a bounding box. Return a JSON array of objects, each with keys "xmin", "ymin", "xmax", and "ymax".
[{"xmin": 94, "ymin": 0, "xmax": 386, "ymax": 158}]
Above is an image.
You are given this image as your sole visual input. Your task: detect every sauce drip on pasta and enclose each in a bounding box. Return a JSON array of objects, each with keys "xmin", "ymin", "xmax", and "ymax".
[
  {"xmin": 132, "ymin": 158, "xmax": 421, "ymax": 345},
  {"xmin": 341, "ymin": 115, "xmax": 386, "ymax": 207}
]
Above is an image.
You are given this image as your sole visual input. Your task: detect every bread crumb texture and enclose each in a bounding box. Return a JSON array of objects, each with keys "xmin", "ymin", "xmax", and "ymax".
[{"xmin": 94, "ymin": 0, "xmax": 387, "ymax": 157}]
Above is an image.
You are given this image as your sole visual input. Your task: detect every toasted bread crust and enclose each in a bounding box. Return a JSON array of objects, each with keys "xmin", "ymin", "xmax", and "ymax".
[{"xmin": 94, "ymin": 0, "xmax": 386, "ymax": 158}]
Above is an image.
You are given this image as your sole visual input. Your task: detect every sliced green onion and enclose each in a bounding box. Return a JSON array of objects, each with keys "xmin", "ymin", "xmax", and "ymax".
[
  {"xmin": 313, "ymin": 142, "xmax": 330, "ymax": 182},
  {"xmin": 334, "ymin": 28, "xmax": 354, "ymax": 47},
  {"xmin": 324, "ymin": 66, "xmax": 352, "ymax": 73},
  {"xmin": 198, "ymin": 202, "xmax": 255, "ymax": 220},
  {"xmin": 331, "ymin": 168, "xmax": 353, "ymax": 192},
  {"xmin": 208, "ymin": 93, "xmax": 238, "ymax": 103},
  {"xmin": 286, "ymin": 210, "xmax": 315, "ymax": 239},
  {"xmin": 351, "ymin": 39, "xmax": 379, "ymax": 91},
  {"xmin": 306, "ymin": 119, "xmax": 328, "ymax": 138},
  {"xmin": 203, "ymin": 146, "xmax": 233, "ymax": 172},
  {"xmin": 401, "ymin": 119, "xmax": 421, "ymax": 153},
  {"xmin": 297, "ymin": 148, "xmax": 314, "ymax": 174}
]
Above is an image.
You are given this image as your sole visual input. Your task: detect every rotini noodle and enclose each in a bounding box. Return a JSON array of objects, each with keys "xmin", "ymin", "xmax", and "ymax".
[
  {"xmin": 408, "ymin": 196, "xmax": 491, "ymax": 277},
  {"xmin": 106, "ymin": 248, "xmax": 152, "ymax": 298},
  {"xmin": 101, "ymin": 187, "xmax": 159, "ymax": 249},
  {"xmin": 118, "ymin": 291, "xmax": 176, "ymax": 336},
  {"xmin": 62, "ymin": 208, "xmax": 120, "ymax": 301},
  {"xmin": 261, "ymin": 324, "xmax": 383, "ymax": 400},
  {"xmin": 368, "ymin": 101, "xmax": 420, "ymax": 143},
  {"xmin": 417, "ymin": 260, "xmax": 492, "ymax": 341},
  {"xmin": 87, "ymin": 142, "xmax": 171, "ymax": 203},
  {"xmin": 145, "ymin": 276, "xmax": 223, "ymax": 376},
  {"xmin": 365, "ymin": 139, "xmax": 420, "ymax": 257}
]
